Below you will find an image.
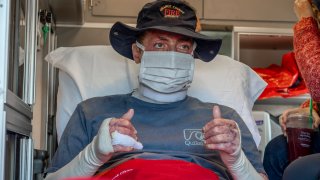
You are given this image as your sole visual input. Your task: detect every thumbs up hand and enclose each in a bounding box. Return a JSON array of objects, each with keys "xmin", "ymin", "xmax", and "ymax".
[
  {"xmin": 203, "ymin": 105, "xmax": 241, "ymax": 156},
  {"xmin": 203, "ymin": 106, "xmax": 266, "ymax": 180},
  {"xmin": 90, "ymin": 109, "xmax": 140, "ymax": 165},
  {"xmin": 109, "ymin": 109, "xmax": 137, "ymax": 139},
  {"xmin": 109, "ymin": 109, "xmax": 143, "ymax": 152}
]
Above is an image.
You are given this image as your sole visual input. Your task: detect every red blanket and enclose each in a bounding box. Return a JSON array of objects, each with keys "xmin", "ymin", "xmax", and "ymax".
[{"xmin": 65, "ymin": 159, "xmax": 219, "ymax": 180}]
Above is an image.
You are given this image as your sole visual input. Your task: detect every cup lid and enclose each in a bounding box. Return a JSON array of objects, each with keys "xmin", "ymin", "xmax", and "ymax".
[{"xmin": 287, "ymin": 113, "xmax": 313, "ymax": 129}]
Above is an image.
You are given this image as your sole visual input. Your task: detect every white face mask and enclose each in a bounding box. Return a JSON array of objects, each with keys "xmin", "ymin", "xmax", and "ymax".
[{"xmin": 139, "ymin": 50, "xmax": 195, "ymax": 93}]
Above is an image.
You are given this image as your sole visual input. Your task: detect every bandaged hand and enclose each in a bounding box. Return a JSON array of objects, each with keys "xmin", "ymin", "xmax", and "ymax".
[
  {"xmin": 203, "ymin": 106, "xmax": 264, "ymax": 180},
  {"xmin": 112, "ymin": 131, "xmax": 143, "ymax": 149},
  {"xmin": 109, "ymin": 109, "xmax": 143, "ymax": 151},
  {"xmin": 44, "ymin": 109, "xmax": 141, "ymax": 180},
  {"xmin": 92, "ymin": 109, "xmax": 139, "ymax": 162}
]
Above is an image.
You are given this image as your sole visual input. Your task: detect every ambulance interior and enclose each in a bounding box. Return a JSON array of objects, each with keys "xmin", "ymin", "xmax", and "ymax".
[{"xmin": 0, "ymin": 0, "xmax": 309, "ymax": 179}]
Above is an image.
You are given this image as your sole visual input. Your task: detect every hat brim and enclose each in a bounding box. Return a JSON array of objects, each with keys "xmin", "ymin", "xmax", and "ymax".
[
  {"xmin": 313, "ymin": 0, "xmax": 320, "ymax": 10},
  {"xmin": 109, "ymin": 22, "xmax": 222, "ymax": 62}
]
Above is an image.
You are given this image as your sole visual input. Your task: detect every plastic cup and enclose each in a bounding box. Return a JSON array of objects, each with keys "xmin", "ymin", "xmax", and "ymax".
[{"xmin": 286, "ymin": 113, "xmax": 315, "ymax": 163}]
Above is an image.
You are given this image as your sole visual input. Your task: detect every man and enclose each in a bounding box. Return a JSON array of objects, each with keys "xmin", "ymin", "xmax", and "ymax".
[{"xmin": 45, "ymin": 1, "xmax": 267, "ymax": 179}]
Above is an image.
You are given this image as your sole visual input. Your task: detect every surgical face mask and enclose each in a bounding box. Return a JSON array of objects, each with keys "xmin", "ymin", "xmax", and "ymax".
[{"xmin": 138, "ymin": 47, "xmax": 195, "ymax": 94}]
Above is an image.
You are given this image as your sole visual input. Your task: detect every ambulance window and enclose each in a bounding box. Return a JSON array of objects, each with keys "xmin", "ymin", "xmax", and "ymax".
[{"xmin": 8, "ymin": 0, "xmax": 26, "ymax": 99}]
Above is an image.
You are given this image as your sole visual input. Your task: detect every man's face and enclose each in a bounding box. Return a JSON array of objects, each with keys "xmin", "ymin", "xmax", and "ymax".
[{"xmin": 132, "ymin": 30, "xmax": 194, "ymax": 63}]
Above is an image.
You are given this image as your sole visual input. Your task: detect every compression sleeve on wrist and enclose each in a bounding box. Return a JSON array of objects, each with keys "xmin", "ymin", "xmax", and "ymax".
[
  {"xmin": 227, "ymin": 150, "xmax": 263, "ymax": 180},
  {"xmin": 220, "ymin": 123, "xmax": 263, "ymax": 180}
]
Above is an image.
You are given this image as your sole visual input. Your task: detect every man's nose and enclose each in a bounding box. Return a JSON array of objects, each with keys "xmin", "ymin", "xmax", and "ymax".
[{"xmin": 167, "ymin": 43, "xmax": 177, "ymax": 51}]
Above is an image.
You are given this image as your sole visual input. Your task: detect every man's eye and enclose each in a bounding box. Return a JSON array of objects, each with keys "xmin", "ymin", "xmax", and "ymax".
[
  {"xmin": 154, "ymin": 43, "xmax": 165, "ymax": 49},
  {"xmin": 178, "ymin": 44, "xmax": 191, "ymax": 51}
]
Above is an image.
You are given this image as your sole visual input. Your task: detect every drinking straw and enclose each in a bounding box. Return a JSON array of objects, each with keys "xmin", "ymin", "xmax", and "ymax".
[{"xmin": 309, "ymin": 98, "xmax": 313, "ymax": 128}]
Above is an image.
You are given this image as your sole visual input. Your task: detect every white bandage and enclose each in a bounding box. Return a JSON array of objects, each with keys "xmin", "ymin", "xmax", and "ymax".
[
  {"xmin": 111, "ymin": 131, "xmax": 143, "ymax": 149},
  {"xmin": 45, "ymin": 118, "xmax": 114, "ymax": 180},
  {"xmin": 227, "ymin": 150, "xmax": 263, "ymax": 180}
]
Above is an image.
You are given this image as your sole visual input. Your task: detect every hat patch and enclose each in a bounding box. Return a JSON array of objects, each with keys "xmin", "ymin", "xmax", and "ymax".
[{"xmin": 160, "ymin": 5, "xmax": 184, "ymax": 18}]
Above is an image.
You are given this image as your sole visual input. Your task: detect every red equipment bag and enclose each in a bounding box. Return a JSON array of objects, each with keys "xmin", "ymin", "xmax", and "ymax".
[{"xmin": 253, "ymin": 52, "xmax": 308, "ymax": 99}]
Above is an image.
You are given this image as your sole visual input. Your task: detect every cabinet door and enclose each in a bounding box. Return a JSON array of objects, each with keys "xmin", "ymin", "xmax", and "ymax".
[
  {"xmin": 204, "ymin": 0, "xmax": 296, "ymax": 22},
  {"xmin": 92, "ymin": 0, "xmax": 203, "ymax": 18}
]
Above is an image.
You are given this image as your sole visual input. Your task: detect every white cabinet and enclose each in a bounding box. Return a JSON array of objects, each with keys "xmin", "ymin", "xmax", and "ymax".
[
  {"xmin": 204, "ymin": 0, "xmax": 297, "ymax": 22},
  {"xmin": 51, "ymin": 0, "xmax": 297, "ymax": 28},
  {"xmin": 91, "ymin": 0, "xmax": 151, "ymax": 17},
  {"xmin": 233, "ymin": 27, "xmax": 309, "ymax": 106},
  {"xmin": 233, "ymin": 27, "xmax": 293, "ymax": 67},
  {"xmin": 91, "ymin": 0, "xmax": 203, "ymax": 18}
]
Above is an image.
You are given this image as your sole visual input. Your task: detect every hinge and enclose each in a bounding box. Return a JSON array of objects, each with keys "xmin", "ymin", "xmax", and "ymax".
[{"xmin": 89, "ymin": 0, "xmax": 93, "ymax": 10}]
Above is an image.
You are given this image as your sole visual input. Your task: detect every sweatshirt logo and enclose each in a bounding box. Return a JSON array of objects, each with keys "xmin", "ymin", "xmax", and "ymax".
[{"xmin": 183, "ymin": 129, "xmax": 204, "ymax": 146}]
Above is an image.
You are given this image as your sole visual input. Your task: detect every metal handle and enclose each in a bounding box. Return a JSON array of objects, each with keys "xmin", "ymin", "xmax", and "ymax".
[
  {"xmin": 19, "ymin": 138, "xmax": 26, "ymax": 180},
  {"xmin": 19, "ymin": 138, "xmax": 34, "ymax": 180},
  {"xmin": 23, "ymin": 0, "xmax": 38, "ymax": 105},
  {"xmin": 26, "ymin": 138, "xmax": 34, "ymax": 180}
]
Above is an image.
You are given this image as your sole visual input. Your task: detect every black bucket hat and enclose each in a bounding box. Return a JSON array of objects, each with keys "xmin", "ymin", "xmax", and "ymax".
[{"xmin": 109, "ymin": 0, "xmax": 222, "ymax": 62}]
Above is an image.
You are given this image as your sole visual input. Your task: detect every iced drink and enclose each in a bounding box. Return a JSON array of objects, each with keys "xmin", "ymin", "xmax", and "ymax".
[{"xmin": 286, "ymin": 113, "xmax": 314, "ymax": 163}]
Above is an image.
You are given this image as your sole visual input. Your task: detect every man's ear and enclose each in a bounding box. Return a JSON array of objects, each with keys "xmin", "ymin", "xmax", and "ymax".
[{"xmin": 132, "ymin": 43, "xmax": 142, "ymax": 64}]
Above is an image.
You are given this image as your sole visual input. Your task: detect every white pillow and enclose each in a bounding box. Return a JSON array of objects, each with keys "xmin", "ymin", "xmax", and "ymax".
[
  {"xmin": 189, "ymin": 56, "xmax": 266, "ymax": 145},
  {"xmin": 45, "ymin": 45, "xmax": 266, "ymax": 146},
  {"xmin": 56, "ymin": 71, "xmax": 82, "ymax": 140}
]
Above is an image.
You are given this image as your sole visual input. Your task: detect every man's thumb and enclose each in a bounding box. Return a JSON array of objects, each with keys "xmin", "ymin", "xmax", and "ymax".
[
  {"xmin": 122, "ymin": 109, "xmax": 134, "ymax": 120},
  {"xmin": 213, "ymin": 105, "xmax": 221, "ymax": 119}
]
